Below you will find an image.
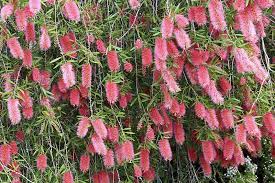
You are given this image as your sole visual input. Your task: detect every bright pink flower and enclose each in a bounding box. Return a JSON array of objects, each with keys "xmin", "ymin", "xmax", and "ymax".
[
  {"xmin": 107, "ymin": 126, "xmax": 119, "ymax": 143},
  {"xmin": 1, "ymin": 4, "xmax": 14, "ymax": 22},
  {"xmin": 7, "ymin": 37, "xmax": 24, "ymax": 59},
  {"xmin": 122, "ymin": 140, "xmax": 135, "ymax": 161},
  {"xmin": 22, "ymin": 49, "xmax": 32, "ymax": 68},
  {"xmin": 61, "ymin": 62, "xmax": 76, "ymax": 89},
  {"xmin": 255, "ymin": 0, "xmax": 274, "ymax": 9},
  {"xmin": 86, "ymin": 143, "xmax": 95, "ymax": 155},
  {"xmin": 37, "ymin": 154, "xmax": 47, "ymax": 172},
  {"xmin": 140, "ymin": 148, "xmax": 150, "ymax": 171},
  {"xmin": 220, "ymin": 109, "xmax": 234, "ymax": 129},
  {"xmin": 29, "ymin": 0, "xmax": 41, "ymax": 13},
  {"xmin": 81, "ymin": 63, "xmax": 92, "ymax": 88},
  {"xmin": 59, "ymin": 33, "xmax": 77, "ymax": 58},
  {"xmin": 145, "ymin": 125, "xmax": 155, "ymax": 141},
  {"xmin": 208, "ymin": 0, "xmax": 227, "ymax": 31},
  {"xmin": 92, "ymin": 119, "xmax": 107, "ymax": 140},
  {"xmin": 160, "ymin": 84, "xmax": 172, "ymax": 109},
  {"xmin": 158, "ymin": 139, "xmax": 172, "ymax": 161},
  {"xmin": 155, "ymin": 57, "xmax": 167, "ymax": 71},
  {"xmin": 91, "ymin": 134, "xmax": 107, "ymax": 155},
  {"xmin": 46, "ymin": 0, "xmax": 56, "ymax": 5},
  {"xmin": 0, "ymin": 144, "xmax": 11, "ymax": 166},
  {"xmin": 233, "ymin": 48, "xmax": 252, "ymax": 73},
  {"xmin": 114, "ymin": 144, "xmax": 125, "ymax": 165},
  {"xmin": 203, "ymin": 80, "xmax": 224, "ymax": 104},
  {"xmin": 174, "ymin": 122, "xmax": 185, "ymax": 145},
  {"xmin": 124, "ymin": 61, "xmax": 133, "ymax": 73},
  {"xmin": 15, "ymin": 9, "xmax": 27, "ymax": 31},
  {"xmin": 69, "ymin": 88, "xmax": 80, "ymax": 106},
  {"xmin": 107, "ymin": 50, "xmax": 120, "ymax": 72},
  {"xmin": 63, "ymin": 171, "xmax": 74, "ymax": 183},
  {"xmin": 129, "ymin": 0, "xmax": 140, "ymax": 10},
  {"xmin": 236, "ymin": 12, "xmax": 258, "ymax": 43},
  {"xmin": 233, "ymin": 0, "xmax": 245, "ymax": 12},
  {"xmin": 199, "ymin": 155, "xmax": 212, "ymax": 177},
  {"xmin": 173, "ymin": 28, "xmax": 191, "ymax": 50},
  {"xmin": 188, "ymin": 6, "xmax": 207, "ymax": 26},
  {"xmin": 119, "ymin": 94, "xmax": 128, "ymax": 109},
  {"xmin": 244, "ymin": 115, "xmax": 262, "ymax": 139},
  {"xmin": 223, "ymin": 137, "xmax": 235, "ymax": 160},
  {"xmin": 40, "ymin": 26, "xmax": 51, "ymax": 51},
  {"xmin": 19, "ymin": 90, "xmax": 33, "ymax": 108},
  {"xmin": 135, "ymin": 39, "xmax": 143, "ymax": 49},
  {"xmin": 40, "ymin": 70, "xmax": 51, "ymax": 90},
  {"xmin": 201, "ymin": 140, "xmax": 215, "ymax": 163},
  {"xmin": 105, "ymin": 81, "xmax": 119, "ymax": 104},
  {"xmin": 8, "ymin": 98, "xmax": 21, "ymax": 125},
  {"xmin": 142, "ymin": 48, "xmax": 153, "ymax": 67},
  {"xmin": 197, "ymin": 66, "xmax": 210, "ymax": 88},
  {"xmin": 96, "ymin": 39, "xmax": 106, "ymax": 54},
  {"xmin": 149, "ymin": 107, "xmax": 164, "ymax": 125},
  {"xmin": 195, "ymin": 102, "xmax": 206, "ymax": 120},
  {"xmin": 233, "ymin": 145, "xmax": 245, "ymax": 166},
  {"xmin": 80, "ymin": 154, "xmax": 90, "ymax": 173},
  {"xmin": 235, "ymin": 124, "xmax": 247, "ymax": 144},
  {"xmin": 103, "ymin": 149, "xmax": 115, "ymax": 168},
  {"xmin": 185, "ymin": 63, "xmax": 198, "ymax": 84},
  {"xmin": 77, "ymin": 117, "xmax": 91, "ymax": 138},
  {"xmin": 22, "ymin": 107, "xmax": 33, "ymax": 119},
  {"xmin": 154, "ymin": 37, "xmax": 168, "ymax": 60},
  {"xmin": 134, "ymin": 165, "xmax": 142, "ymax": 177},
  {"xmin": 167, "ymin": 40, "xmax": 180, "ymax": 58},
  {"xmin": 161, "ymin": 16, "xmax": 174, "ymax": 39},
  {"xmin": 263, "ymin": 112, "xmax": 275, "ymax": 134},
  {"xmin": 161, "ymin": 70, "xmax": 180, "ymax": 93},
  {"xmin": 190, "ymin": 49, "xmax": 209, "ymax": 66},
  {"xmin": 170, "ymin": 98, "xmax": 180, "ymax": 115},
  {"xmin": 219, "ymin": 77, "xmax": 232, "ymax": 95},
  {"xmin": 9, "ymin": 141, "xmax": 18, "ymax": 155},
  {"xmin": 205, "ymin": 109, "xmax": 219, "ymax": 129},
  {"xmin": 187, "ymin": 147, "xmax": 197, "ymax": 162},
  {"xmin": 63, "ymin": 0, "xmax": 80, "ymax": 22},
  {"xmin": 175, "ymin": 14, "xmax": 189, "ymax": 28}
]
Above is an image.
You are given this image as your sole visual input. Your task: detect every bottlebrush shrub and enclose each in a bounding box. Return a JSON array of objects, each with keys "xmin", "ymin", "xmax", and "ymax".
[{"xmin": 0, "ymin": 0, "xmax": 274, "ymax": 182}]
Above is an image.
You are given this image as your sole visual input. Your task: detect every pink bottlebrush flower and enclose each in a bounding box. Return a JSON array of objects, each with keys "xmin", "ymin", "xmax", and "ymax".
[
  {"xmin": 61, "ymin": 62, "xmax": 76, "ymax": 89},
  {"xmin": 219, "ymin": 77, "xmax": 232, "ymax": 95},
  {"xmin": 161, "ymin": 70, "xmax": 180, "ymax": 93},
  {"xmin": 80, "ymin": 154, "xmax": 90, "ymax": 173},
  {"xmin": 24, "ymin": 4, "xmax": 36, "ymax": 18},
  {"xmin": 244, "ymin": 115, "xmax": 262, "ymax": 139},
  {"xmin": 220, "ymin": 109, "xmax": 234, "ymax": 129},
  {"xmin": 223, "ymin": 137, "xmax": 235, "ymax": 160},
  {"xmin": 143, "ymin": 168, "xmax": 155, "ymax": 182},
  {"xmin": 155, "ymin": 57, "xmax": 167, "ymax": 71},
  {"xmin": 185, "ymin": 63, "xmax": 198, "ymax": 84},
  {"xmin": 174, "ymin": 28, "xmax": 191, "ymax": 50},
  {"xmin": 187, "ymin": 147, "xmax": 197, "ymax": 162},
  {"xmin": 205, "ymin": 109, "xmax": 219, "ymax": 129},
  {"xmin": 22, "ymin": 107, "xmax": 33, "ymax": 119},
  {"xmin": 22, "ymin": 49, "xmax": 32, "ymax": 68},
  {"xmin": 135, "ymin": 39, "xmax": 143, "ymax": 50},
  {"xmin": 40, "ymin": 26, "xmax": 51, "ymax": 51},
  {"xmin": 255, "ymin": 0, "xmax": 274, "ymax": 9},
  {"xmin": 63, "ymin": 0, "xmax": 80, "ymax": 22},
  {"xmin": 170, "ymin": 98, "xmax": 180, "ymax": 115},
  {"xmin": 69, "ymin": 88, "xmax": 80, "ymax": 106},
  {"xmin": 57, "ymin": 78, "xmax": 67, "ymax": 93},
  {"xmin": 158, "ymin": 139, "xmax": 172, "ymax": 161},
  {"xmin": 233, "ymin": 48, "xmax": 252, "ymax": 73},
  {"xmin": 81, "ymin": 63, "xmax": 92, "ymax": 88},
  {"xmin": 161, "ymin": 84, "xmax": 172, "ymax": 109},
  {"xmin": 19, "ymin": 90, "xmax": 33, "ymax": 108},
  {"xmin": 96, "ymin": 39, "xmax": 106, "ymax": 54},
  {"xmin": 107, "ymin": 50, "xmax": 120, "ymax": 72},
  {"xmin": 233, "ymin": 144, "xmax": 245, "ymax": 166},
  {"xmin": 201, "ymin": 140, "xmax": 215, "ymax": 163},
  {"xmin": 122, "ymin": 140, "xmax": 134, "ymax": 161},
  {"xmin": 29, "ymin": 0, "xmax": 41, "ymax": 14},
  {"xmin": 107, "ymin": 126, "xmax": 119, "ymax": 143},
  {"xmin": 174, "ymin": 122, "xmax": 185, "ymax": 145},
  {"xmin": 162, "ymin": 121, "xmax": 173, "ymax": 138},
  {"xmin": 91, "ymin": 134, "xmax": 107, "ymax": 155},
  {"xmin": 37, "ymin": 154, "xmax": 47, "ymax": 172},
  {"xmin": 199, "ymin": 155, "xmax": 212, "ymax": 177},
  {"xmin": 124, "ymin": 61, "xmax": 133, "ymax": 73},
  {"xmin": 0, "ymin": 144, "xmax": 11, "ymax": 166},
  {"xmin": 178, "ymin": 102, "xmax": 186, "ymax": 117},
  {"xmin": 63, "ymin": 171, "xmax": 74, "ymax": 183},
  {"xmin": 129, "ymin": 0, "xmax": 140, "ymax": 10},
  {"xmin": 92, "ymin": 119, "xmax": 107, "ymax": 140},
  {"xmin": 203, "ymin": 80, "xmax": 224, "ymax": 105},
  {"xmin": 77, "ymin": 117, "xmax": 91, "ymax": 138},
  {"xmin": 15, "ymin": 9, "xmax": 27, "ymax": 31},
  {"xmin": 134, "ymin": 165, "xmax": 142, "ymax": 177},
  {"xmin": 59, "ymin": 33, "xmax": 77, "ymax": 58},
  {"xmin": 190, "ymin": 49, "xmax": 209, "ymax": 66},
  {"xmin": 233, "ymin": 0, "xmax": 245, "ymax": 12},
  {"xmin": 40, "ymin": 70, "xmax": 51, "ymax": 90},
  {"xmin": 188, "ymin": 6, "xmax": 207, "ymax": 26},
  {"xmin": 167, "ymin": 40, "xmax": 180, "ymax": 58},
  {"xmin": 149, "ymin": 107, "xmax": 164, "ymax": 125},
  {"xmin": 175, "ymin": 14, "xmax": 189, "ymax": 28},
  {"xmin": 208, "ymin": 0, "xmax": 227, "ymax": 31},
  {"xmin": 46, "ymin": 0, "xmax": 56, "ymax": 5},
  {"xmin": 8, "ymin": 98, "xmax": 21, "ymax": 125},
  {"xmin": 2, "ymin": 74, "xmax": 13, "ymax": 92},
  {"xmin": 7, "ymin": 37, "xmax": 24, "ymax": 59},
  {"xmin": 263, "ymin": 112, "xmax": 274, "ymax": 134},
  {"xmin": 161, "ymin": 16, "xmax": 174, "ymax": 39},
  {"xmin": 119, "ymin": 94, "xmax": 128, "ymax": 108},
  {"xmin": 1, "ymin": 4, "xmax": 14, "ymax": 22},
  {"xmin": 115, "ymin": 144, "xmax": 125, "ymax": 165},
  {"xmin": 93, "ymin": 171, "xmax": 110, "ymax": 183},
  {"xmin": 103, "ymin": 149, "xmax": 115, "ymax": 168},
  {"xmin": 172, "ymin": 55, "xmax": 185, "ymax": 78},
  {"xmin": 255, "ymin": 20, "xmax": 266, "ymax": 38},
  {"xmin": 245, "ymin": 4, "xmax": 262, "ymax": 22},
  {"xmin": 197, "ymin": 66, "xmax": 210, "ymax": 88},
  {"xmin": 237, "ymin": 12, "xmax": 258, "ymax": 43},
  {"xmin": 105, "ymin": 81, "xmax": 119, "ymax": 104},
  {"xmin": 79, "ymin": 85, "xmax": 89, "ymax": 99},
  {"xmin": 9, "ymin": 141, "xmax": 18, "ymax": 155},
  {"xmin": 154, "ymin": 37, "xmax": 168, "ymax": 60},
  {"xmin": 145, "ymin": 125, "xmax": 155, "ymax": 141},
  {"xmin": 195, "ymin": 102, "xmax": 207, "ymax": 120},
  {"xmin": 142, "ymin": 47, "xmax": 153, "ymax": 67},
  {"xmin": 140, "ymin": 148, "xmax": 150, "ymax": 172}
]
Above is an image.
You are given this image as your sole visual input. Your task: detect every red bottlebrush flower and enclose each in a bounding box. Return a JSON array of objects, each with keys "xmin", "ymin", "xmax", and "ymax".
[
  {"xmin": 199, "ymin": 155, "xmax": 212, "ymax": 177},
  {"xmin": 63, "ymin": 171, "xmax": 74, "ymax": 183},
  {"xmin": 173, "ymin": 28, "xmax": 191, "ymax": 50},
  {"xmin": 103, "ymin": 149, "xmax": 115, "ymax": 168},
  {"xmin": 263, "ymin": 112, "xmax": 274, "ymax": 134},
  {"xmin": 175, "ymin": 14, "xmax": 189, "ymax": 28},
  {"xmin": 219, "ymin": 77, "xmax": 232, "ymax": 95},
  {"xmin": 29, "ymin": 0, "xmax": 41, "ymax": 13},
  {"xmin": 187, "ymin": 147, "xmax": 197, "ymax": 162},
  {"xmin": 201, "ymin": 140, "xmax": 215, "ymax": 164},
  {"xmin": 135, "ymin": 39, "xmax": 143, "ymax": 50},
  {"xmin": 105, "ymin": 81, "xmax": 119, "ymax": 104},
  {"xmin": 37, "ymin": 154, "xmax": 47, "ymax": 172},
  {"xmin": 40, "ymin": 26, "xmax": 51, "ymax": 51},
  {"xmin": 1, "ymin": 4, "xmax": 14, "ymax": 22},
  {"xmin": 63, "ymin": 0, "xmax": 80, "ymax": 22},
  {"xmin": 61, "ymin": 62, "xmax": 76, "ymax": 89},
  {"xmin": 80, "ymin": 154, "xmax": 90, "ymax": 173},
  {"xmin": 8, "ymin": 98, "xmax": 21, "ymax": 125},
  {"xmin": 158, "ymin": 139, "xmax": 172, "ymax": 161},
  {"xmin": 96, "ymin": 39, "xmax": 106, "ymax": 54},
  {"xmin": 143, "ymin": 168, "xmax": 155, "ymax": 182},
  {"xmin": 154, "ymin": 37, "xmax": 168, "ymax": 60},
  {"xmin": 107, "ymin": 50, "xmax": 120, "ymax": 72},
  {"xmin": 188, "ymin": 6, "xmax": 207, "ymax": 26},
  {"xmin": 7, "ymin": 37, "xmax": 24, "ymax": 59},
  {"xmin": 124, "ymin": 61, "xmax": 133, "ymax": 73},
  {"xmin": 69, "ymin": 88, "xmax": 80, "ymax": 106},
  {"xmin": 255, "ymin": 0, "xmax": 274, "ymax": 9},
  {"xmin": 195, "ymin": 102, "xmax": 206, "ymax": 120},
  {"xmin": 107, "ymin": 126, "xmax": 119, "ymax": 143},
  {"xmin": 149, "ymin": 107, "xmax": 164, "ymax": 125},
  {"xmin": 162, "ymin": 70, "xmax": 180, "ymax": 93},
  {"xmin": 134, "ymin": 165, "xmax": 142, "ymax": 177},
  {"xmin": 15, "ymin": 9, "xmax": 27, "ymax": 31},
  {"xmin": 0, "ymin": 144, "xmax": 11, "ymax": 166},
  {"xmin": 223, "ymin": 137, "xmax": 235, "ymax": 160},
  {"xmin": 25, "ymin": 22, "xmax": 36, "ymax": 43},
  {"xmin": 244, "ymin": 115, "xmax": 262, "ymax": 139},
  {"xmin": 208, "ymin": 0, "xmax": 227, "ymax": 31},
  {"xmin": 145, "ymin": 125, "xmax": 155, "ymax": 141},
  {"xmin": 59, "ymin": 33, "xmax": 77, "ymax": 58},
  {"xmin": 122, "ymin": 140, "xmax": 134, "ymax": 161},
  {"xmin": 174, "ymin": 122, "xmax": 185, "ymax": 145},
  {"xmin": 77, "ymin": 117, "xmax": 91, "ymax": 138},
  {"xmin": 92, "ymin": 119, "xmax": 107, "ymax": 140},
  {"xmin": 190, "ymin": 49, "xmax": 209, "ymax": 66},
  {"xmin": 203, "ymin": 80, "xmax": 224, "ymax": 104},
  {"xmin": 185, "ymin": 63, "xmax": 198, "ymax": 84},
  {"xmin": 142, "ymin": 48, "xmax": 153, "ymax": 67},
  {"xmin": 9, "ymin": 141, "xmax": 18, "ymax": 155},
  {"xmin": 81, "ymin": 63, "xmax": 92, "ymax": 88},
  {"xmin": 161, "ymin": 16, "xmax": 174, "ymax": 39},
  {"xmin": 22, "ymin": 107, "xmax": 33, "ymax": 119},
  {"xmin": 140, "ymin": 148, "xmax": 150, "ymax": 172},
  {"xmin": 167, "ymin": 40, "xmax": 180, "ymax": 58},
  {"xmin": 233, "ymin": 144, "xmax": 245, "ymax": 166},
  {"xmin": 233, "ymin": 0, "xmax": 245, "ymax": 12},
  {"xmin": 16, "ymin": 130, "xmax": 25, "ymax": 142},
  {"xmin": 129, "ymin": 0, "xmax": 140, "ymax": 10},
  {"xmin": 220, "ymin": 109, "xmax": 234, "ymax": 129},
  {"xmin": 205, "ymin": 109, "xmax": 219, "ymax": 129},
  {"xmin": 19, "ymin": 90, "xmax": 33, "ymax": 108},
  {"xmin": 119, "ymin": 94, "xmax": 128, "ymax": 108},
  {"xmin": 197, "ymin": 66, "xmax": 210, "ymax": 88},
  {"xmin": 91, "ymin": 134, "xmax": 107, "ymax": 156},
  {"xmin": 22, "ymin": 49, "xmax": 32, "ymax": 68}
]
